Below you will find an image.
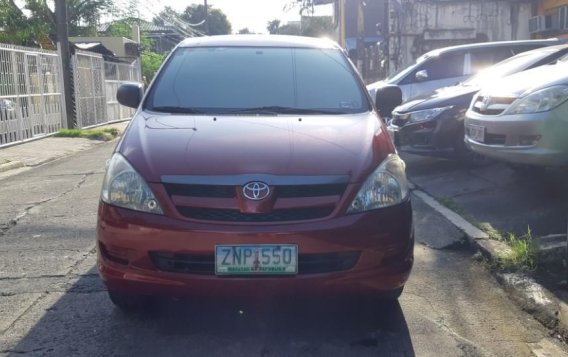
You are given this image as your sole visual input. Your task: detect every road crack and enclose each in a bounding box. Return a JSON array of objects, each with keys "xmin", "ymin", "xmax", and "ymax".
[{"xmin": 0, "ymin": 172, "xmax": 97, "ymax": 237}]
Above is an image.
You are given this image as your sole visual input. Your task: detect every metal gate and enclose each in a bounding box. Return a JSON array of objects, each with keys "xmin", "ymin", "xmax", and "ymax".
[
  {"xmin": 73, "ymin": 50, "xmax": 107, "ymax": 128},
  {"xmin": 0, "ymin": 44, "xmax": 63, "ymax": 147},
  {"xmin": 104, "ymin": 60, "xmax": 140, "ymax": 122},
  {"xmin": 74, "ymin": 51, "xmax": 141, "ymax": 128}
]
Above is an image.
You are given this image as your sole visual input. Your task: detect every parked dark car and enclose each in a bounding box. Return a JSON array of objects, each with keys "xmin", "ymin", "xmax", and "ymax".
[
  {"xmin": 97, "ymin": 35, "xmax": 413, "ymax": 311},
  {"xmin": 385, "ymin": 45, "xmax": 568, "ymax": 158}
]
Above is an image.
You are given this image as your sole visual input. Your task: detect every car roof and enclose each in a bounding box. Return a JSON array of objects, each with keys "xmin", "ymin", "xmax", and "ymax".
[
  {"xmin": 418, "ymin": 38, "xmax": 565, "ymax": 61},
  {"xmin": 178, "ymin": 34, "xmax": 342, "ymax": 50}
]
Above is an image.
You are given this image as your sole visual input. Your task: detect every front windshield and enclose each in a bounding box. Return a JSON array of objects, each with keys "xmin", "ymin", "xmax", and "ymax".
[
  {"xmin": 461, "ymin": 50, "xmax": 557, "ymax": 87},
  {"xmin": 146, "ymin": 46, "xmax": 370, "ymax": 114}
]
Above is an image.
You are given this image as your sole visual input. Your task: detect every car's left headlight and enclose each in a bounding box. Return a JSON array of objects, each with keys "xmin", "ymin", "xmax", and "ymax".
[
  {"xmin": 347, "ymin": 154, "xmax": 409, "ymax": 214},
  {"xmin": 504, "ymin": 85, "xmax": 568, "ymax": 115},
  {"xmin": 407, "ymin": 106, "xmax": 453, "ymax": 123},
  {"xmin": 101, "ymin": 153, "xmax": 163, "ymax": 214}
]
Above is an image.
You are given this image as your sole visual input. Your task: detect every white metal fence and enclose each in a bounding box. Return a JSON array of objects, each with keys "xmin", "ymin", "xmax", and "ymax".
[
  {"xmin": 104, "ymin": 60, "xmax": 141, "ymax": 123},
  {"xmin": 73, "ymin": 51, "xmax": 141, "ymax": 129},
  {"xmin": 0, "ymin": 44, "xmax": 63, "ymax": 146},
  {"xmin": 0, "ymin": 43, "xmax": 143, "ymax": 147}
]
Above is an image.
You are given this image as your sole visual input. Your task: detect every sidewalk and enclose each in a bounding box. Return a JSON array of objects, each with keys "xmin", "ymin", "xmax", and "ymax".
[
  {"xmin": 403, "ymin": 152, "xmax": 568, "ymax": 342},
  {"xmin": 0, "ymin": 121, "xmax": 130, "ymax": 178}
]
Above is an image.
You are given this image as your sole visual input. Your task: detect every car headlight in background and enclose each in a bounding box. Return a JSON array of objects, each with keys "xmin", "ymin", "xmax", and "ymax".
[
  {"xmin": 504, "ymin": 85, "xmax": 568, "ymax": 115},
  {"xmin": 101, "ymin": 153, "xmax": 163, "ymax": 214},
  {"xmin": 347, "ymin": 154, "xmax": 409, "ymax": 214},
  {"xmin": 406, "ymin": 106, "xmax": 453, "ymax": 123}
]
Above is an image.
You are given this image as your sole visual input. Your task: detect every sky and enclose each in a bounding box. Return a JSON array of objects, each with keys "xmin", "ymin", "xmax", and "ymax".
[{"xmin": 139, "ymin": 0, "xmax": 332, "ymax": 34}]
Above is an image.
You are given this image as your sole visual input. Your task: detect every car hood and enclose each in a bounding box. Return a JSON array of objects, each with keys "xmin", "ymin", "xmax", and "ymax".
[
  {"xmin": 393, "ymin": 84, "xmax": 479, "ymax": 113},
  {"xmin": 479, "ymin": 63, "xmax": 568, "ymax": 97},
  {"xmin": 118, "ymin": 112, "xmax": 393, "ymax": 184}
]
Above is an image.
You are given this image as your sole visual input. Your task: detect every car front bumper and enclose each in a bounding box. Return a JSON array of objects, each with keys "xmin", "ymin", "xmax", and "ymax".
[
  {"xmin": 97, "ymin": 201, "xmax": 414, "ymax": 299},
  {"xmin": 465, "ymin": 109, "xmax": 568, "ymax": 166}
]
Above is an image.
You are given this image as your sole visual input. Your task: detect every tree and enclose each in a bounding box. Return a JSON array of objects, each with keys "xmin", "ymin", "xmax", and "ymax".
[
  {"xmin": 25, "ymin": 0, "xmax": 113, "ymax": 37},
  {"xmin": 181, "ymin": 4, "xmax": 231, "ymax": 35},
  {"xmin": 0, "ymin": 0, "xmax": 47, "ymax": 45},
  {"xmin": 141, "ymin": 50, "xmax": 167, "ymax": 82},
  {"xmin": 300, "ymin": 16, "xmax": 333, "ymax": 37},
  {"xmin": 267, "ymin": 19, "xmax": 280, "ymax": 34},
  {"xmin": 238, "ymin": 28, "xmax": 252, "ymax": 34}
]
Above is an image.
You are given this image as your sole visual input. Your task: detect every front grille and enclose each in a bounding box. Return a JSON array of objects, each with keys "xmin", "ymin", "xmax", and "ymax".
[
  {"xmin": 471, "ymin": 96, "xmax": 515, "ymax": 116},
  {"xmin": 150, "ymin": 251, "xmax": 360, "ymax": 275},
  {"xmin": 275, "ymin": 184, "xmax": 345, "ymax": 198},
  {"xmin": 178, "ymin": 207, "xmax": 334, "ymax": 222},
  {"xmin": 164, "ymin": 183, "xmax": 345, "ymax": 199},
  {"xmin": 164, "ymin": 184, "xmax": 236, "ymax": 198}
]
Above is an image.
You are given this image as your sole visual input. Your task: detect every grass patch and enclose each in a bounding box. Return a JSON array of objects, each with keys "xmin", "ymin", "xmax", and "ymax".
[
  {"xmin": 437, "ymin": 196, "xmax": 540, "ymax": 272},
  {"xmin": 496, "ymin": 228, "xmax": 539, "ymax": 272},
  {"xmin": 55, "ymin": 128, "xmax": 120, "ymax": 141}
]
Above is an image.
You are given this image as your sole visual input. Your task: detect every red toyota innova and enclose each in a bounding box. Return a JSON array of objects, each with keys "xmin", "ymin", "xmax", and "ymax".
[{"xmin": 97, "ymin": 35, "xmax": 413, "ymax": 311}]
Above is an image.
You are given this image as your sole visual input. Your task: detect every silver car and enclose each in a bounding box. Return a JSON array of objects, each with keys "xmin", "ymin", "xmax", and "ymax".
[{"xmin": 464, "ymin": 60, "xmax": 568, "ymax": 167}]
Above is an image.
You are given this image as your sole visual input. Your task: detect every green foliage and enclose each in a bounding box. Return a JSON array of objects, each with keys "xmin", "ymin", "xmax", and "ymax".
[
  {"xmin": 55, "ymin": 128, "xmax": 120, "ymax": 141},
  {"xmin": 181, "ymin": 4, "xmax": 231, "ymax": 35},
  {"xmin": 141, "ymin": 50, "xmax": 167, "ymax": 82},
  {"xmin": 105, "ymin": 20, "xmax": 133, "ymax": 38},
  {"xmin": 266, "ymin": 16, "xmax": 333, "ymax": 37},
  {"xmin": 238, "ymin": 28, "xmax": 252, "ymax": 34},
  {"xmin": 497, "ymin": 228, "xmax": 539, "ymax": 272},
  {"xmin": 154, "ymin": 5, "xmax": 231, "ymax": 36},
  {"xmin": 0, "ymin": 0, "xmax": 112, "ymax": 46}
]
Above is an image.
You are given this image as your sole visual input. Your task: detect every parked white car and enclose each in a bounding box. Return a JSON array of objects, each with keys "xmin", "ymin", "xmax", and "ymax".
[{"xmin": 465, "ymin": 60, "xmax": 568, "ymax": 167}]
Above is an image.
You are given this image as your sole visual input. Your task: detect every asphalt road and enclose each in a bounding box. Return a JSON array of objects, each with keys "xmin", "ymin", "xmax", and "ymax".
[{"xmin": 0, "ymin": 141, "xmax": 566, "ymax": 356}]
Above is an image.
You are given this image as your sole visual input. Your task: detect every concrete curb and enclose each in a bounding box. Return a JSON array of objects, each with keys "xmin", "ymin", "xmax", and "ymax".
[
  {"xmin": 412, "ymin": 186, "xmax": 568, "ymax": 341},
  {"xmin": 0, "ymin": 161, "xmax": 24, "ymax": 173}
]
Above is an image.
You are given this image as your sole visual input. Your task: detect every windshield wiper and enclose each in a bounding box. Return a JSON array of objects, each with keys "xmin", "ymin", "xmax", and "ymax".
[
  {"xmin": 224, "ymin": 106, "xmax": 349, "ymax": 115},
  {"xmin": 149, "ymin": 106, "xmax": 205, "ymax": 114}
]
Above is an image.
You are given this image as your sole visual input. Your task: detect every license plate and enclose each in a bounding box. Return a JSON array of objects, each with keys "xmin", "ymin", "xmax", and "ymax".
[
  {"xmin": 468, "ymin": 124, "xmax": 485, "ymax": 142},
  {"xmin": 215, "ymin": 245, "xmax": 298, "ymax": 275}
]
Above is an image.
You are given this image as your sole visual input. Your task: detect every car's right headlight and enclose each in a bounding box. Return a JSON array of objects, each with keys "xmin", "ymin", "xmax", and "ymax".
[
  {"xmin": 407, "ymin": 106, "xmax": 453, "ymax": 123},
  {"xmin": 347, "ymin": 154, "xmax": 409, "ymax": 214},
  {"xmin": 101, "ymin": 153, "xmax": 163, "ymax": 214},
  {"xmin": 504, "ymin": 85, "xmax": 568, "ymax": 115}
]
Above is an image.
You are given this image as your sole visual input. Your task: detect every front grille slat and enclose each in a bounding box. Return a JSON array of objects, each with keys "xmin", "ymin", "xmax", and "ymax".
[{"xmin": 150, "ymin": 251, "xmax": 360, "ymax": 275}]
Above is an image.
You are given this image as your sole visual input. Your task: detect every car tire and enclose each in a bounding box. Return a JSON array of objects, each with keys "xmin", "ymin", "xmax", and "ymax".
[{"xmin": 108, "ymin": 290, "xmax": 156, "ymax": 312}]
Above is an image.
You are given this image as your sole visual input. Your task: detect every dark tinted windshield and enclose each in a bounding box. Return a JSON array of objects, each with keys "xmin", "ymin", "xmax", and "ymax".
[{"xmin": 146, "ymin": 46, "xmax": 370, "ymax": 114}]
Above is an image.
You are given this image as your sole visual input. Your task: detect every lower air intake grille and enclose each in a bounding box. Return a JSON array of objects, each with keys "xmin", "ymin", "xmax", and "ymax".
[{"xmin": 150, "ymin": 251, "xmax": 360, "ymax": 275}]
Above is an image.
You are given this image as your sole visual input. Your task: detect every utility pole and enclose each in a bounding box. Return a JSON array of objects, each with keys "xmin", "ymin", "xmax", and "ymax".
[
  {"xmin": 204, "ymin": 0, "xmax": 209, "ymax": 35},
  {"xmin": 55, "ymin": 0, "xmax": 75, "ymax": 129}
]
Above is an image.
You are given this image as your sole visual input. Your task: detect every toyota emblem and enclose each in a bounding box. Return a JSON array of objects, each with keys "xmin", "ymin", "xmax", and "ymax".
[{"xmin": 242, "ymin": 182, "xmax": 270, "ymax": 200}]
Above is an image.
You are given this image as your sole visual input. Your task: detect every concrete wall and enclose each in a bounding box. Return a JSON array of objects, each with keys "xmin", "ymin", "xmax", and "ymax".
[{"xmin": 388, "ymin": 0, "xmax": 533, "ymax": 74}]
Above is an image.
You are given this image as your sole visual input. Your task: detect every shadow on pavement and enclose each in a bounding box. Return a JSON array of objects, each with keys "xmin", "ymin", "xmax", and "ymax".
[{"xmin": 8, "ymin": 267, "xmax": 415, "ymax": 357}]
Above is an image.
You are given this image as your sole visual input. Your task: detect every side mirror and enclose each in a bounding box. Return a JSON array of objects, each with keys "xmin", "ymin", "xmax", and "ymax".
[
  {"xmin": 375, "ymin": 85, "xmax": 403, "ymax": 119},
  {"xmin": 117, "ymin": 82, "xmax": 144, "ymax": 109},
  {"xmin": 415, "ymin": 69, "xmax": 428, "ymax": 82}
]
